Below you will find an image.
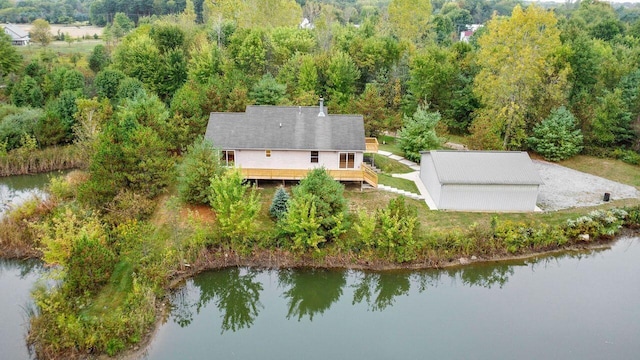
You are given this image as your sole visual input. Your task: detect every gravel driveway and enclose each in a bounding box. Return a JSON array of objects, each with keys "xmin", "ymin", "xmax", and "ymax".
[{"xmin": 534, "ymin": 160, "xmax": 640, "ymax": 211}]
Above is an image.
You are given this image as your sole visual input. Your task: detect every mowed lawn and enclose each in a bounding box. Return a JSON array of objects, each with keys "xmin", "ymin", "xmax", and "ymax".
[{"xmin": 560, "ymin": 155, "xmax": 640, "ymax": 189}]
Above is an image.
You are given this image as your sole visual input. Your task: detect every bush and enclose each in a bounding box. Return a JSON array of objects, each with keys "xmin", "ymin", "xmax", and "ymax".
[
  {"xmin": 528, "ymin": 106, "xmax": 583, "ymax": 161},
  {"xmin": 611, "ymin": 148, "xmax": 640, "ymax": 165},
  {"xmin": 177, "ymin": 138, "xmax": 222, "ymax": 204},
  {"xmin": 374, "ymin": 197, "xmax": 419, "ymax": 262},
  {"xmin": 269, "ymin": 187, "xmax": 290, "ymax": 219},
  {"xmin": 94, "ymin": 69, "xmax": 126, "ymax": 100},
  {"xmin": 208, "ymin": 169, "xmax": 261, "ymax": 248},
  {"xmin": 292, "ymin": 167, "xmax": 347, "ymax": 234},
  {"xmin": 397, "ymin": 105, "xmax": 442, "ymax": 163},
  {"xmin": 278, "ymin": 193, "xmax": 326, "ymax": 252},
  {"xmin": 65, "ymin": 234, "xmax": 115, "ymax": 295},
  {"xmin": 565, "ymin": 209, "xmax": 627, "ymax": 239},
  {"xmin": 0, "ymin": 107, "xmax": 42, "ymax": 151}
]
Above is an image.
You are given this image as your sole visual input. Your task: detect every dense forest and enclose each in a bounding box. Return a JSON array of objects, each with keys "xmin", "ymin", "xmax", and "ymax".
[
  {"xmin": 2, "ymin": 0, "xmax": 640, "ymax": 357},
  {"xmin": 2, "ymin": 0, "xmax": 640, "ymax": 162}
]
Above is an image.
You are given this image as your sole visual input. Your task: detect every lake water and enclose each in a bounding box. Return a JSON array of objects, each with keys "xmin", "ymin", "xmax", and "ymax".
[
  {"xmin": 1, "ymin": 174, "xmax": 639, "ymax": 360},
  {"xmin": 0, "ymin": 174, "xmax": 51, "ymax": 360},
  {"xmin": 144, "ymin": 237, "xmax": 640, "ymax": 360},
  {"xmin": 0, "ymin": 173, "xmax": 53, "ymax": 217},
  {"xmin": 0, "ymin": 259, "xmax": 43, "ymax": 360}
]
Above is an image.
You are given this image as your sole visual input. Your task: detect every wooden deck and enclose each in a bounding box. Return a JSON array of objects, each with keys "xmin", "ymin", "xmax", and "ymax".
[
  {"xmin": 365, "ymin": 137, "xmax": 379, "ymax": 153},
  {"xmin": 241, "ymin": 164, "xmax": 378, "ymax": 187}
]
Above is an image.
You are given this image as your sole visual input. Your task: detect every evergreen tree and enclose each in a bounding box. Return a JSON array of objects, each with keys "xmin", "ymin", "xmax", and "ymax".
[{"xmin": 269, "ymin": 187, "xmax": 290, "ymax": 219}]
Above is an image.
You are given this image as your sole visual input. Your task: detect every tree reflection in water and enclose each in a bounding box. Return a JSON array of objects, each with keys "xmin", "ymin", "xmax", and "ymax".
[
  {"xmin": 351, "ymin": 271, "xmax": 411, "ymax": 311},
  {"xmin": 170, "ymin": 267, "xmax": 263, "ymax": 332},
  {"xmin": 168, "ymin": 247, "xmax": 610, "ymax": 333},
  {"xmin": 278, "ymin": 269, "xmax": 346, "ymax": 321}
]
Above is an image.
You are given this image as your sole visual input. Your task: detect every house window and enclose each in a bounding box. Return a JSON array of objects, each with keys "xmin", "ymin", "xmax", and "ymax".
[
  {"xmin": 311, "ymin": 151, "xmax": 319, "ymax": 163},
  {"xmin": 266, "ymin": 150, "xmax": 271, "ymax": 158},
  {"xmin": 339, "ymin": 152, "xmax": 355, "ymax": 169},
  {"xmin": 222, "ymin": 150, "xmax": 235, "ymax": 166}
]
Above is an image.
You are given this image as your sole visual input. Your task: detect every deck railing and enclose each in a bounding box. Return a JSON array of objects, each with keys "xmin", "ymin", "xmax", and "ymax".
[
  {"xmin": 365, "ymin": 137, "xmax": 379, "ymax": 153},
  {"xmin": 240, "ymin": 166, "xmax": 378, "ymax": 188}
]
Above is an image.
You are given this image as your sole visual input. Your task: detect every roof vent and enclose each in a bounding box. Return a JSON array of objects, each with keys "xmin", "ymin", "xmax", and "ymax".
[{"xmin": 318, "ymin": 98, "xmax": 326, "ymax": 117}]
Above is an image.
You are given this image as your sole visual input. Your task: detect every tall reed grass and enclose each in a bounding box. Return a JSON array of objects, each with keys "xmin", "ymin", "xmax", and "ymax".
[{"xmin": 0, "ymin": 145, "xmax": 86, "ymax": 177}]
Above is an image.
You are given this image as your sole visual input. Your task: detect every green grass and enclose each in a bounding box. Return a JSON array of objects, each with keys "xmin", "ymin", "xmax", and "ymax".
[
  {"xmin": 441, "ymin": 133, "xmax": 470, "ymax": 147},
  {"xmin": 377, "ymin": 135, "xmax": 403, "ymax": 156},
  {"xmin": 84, "ymin": 261, "xmax": 134, "ymax": 317},
  {"xmin": 560, "ymin": 155, "xmax": 640, "ymax": 189},
  {"xmin": 373, "ymin": 154, "xmax": 413, "ymax": 174},
  {"xmin": 378, "ymin": 174, "xmax": 420, "ymax": 194}
]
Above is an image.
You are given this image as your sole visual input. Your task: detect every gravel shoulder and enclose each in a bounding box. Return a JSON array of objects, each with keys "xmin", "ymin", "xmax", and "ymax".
[{"xmin": 534, "ymin": 160, "xmax": 640, "ymax": 211}]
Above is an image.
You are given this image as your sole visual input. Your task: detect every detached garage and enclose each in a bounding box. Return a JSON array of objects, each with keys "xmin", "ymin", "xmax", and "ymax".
[{"xmin": 420, "ymin": 151, "xmax": 543, "ymax": 212}]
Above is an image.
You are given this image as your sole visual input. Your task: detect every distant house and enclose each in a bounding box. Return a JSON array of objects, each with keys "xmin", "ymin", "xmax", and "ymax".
[
  {"xmin": 204, "ymin": 101, "xmax": 378, "ymax": 187},
  {"xmin": 459, "ymin": 24, "xmax": 483, "ymax": 43},
  {"xmin": 419, "ymin": 151, "xmax": 542, "ymax": 212},
  {"xmin": 2, "ymin": 24, "xmax": 30, "ymax": 45}
]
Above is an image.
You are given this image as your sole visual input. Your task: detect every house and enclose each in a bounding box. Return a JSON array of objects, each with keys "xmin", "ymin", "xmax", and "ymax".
[
  {"xmin": 204, "ymin": 101, "xmax": 378, "ymax": 187},
  {"xmin": 459, "ymin": 24, "xmax": 483, "ymax": 43},
  {"xmin": 2, "ymin": 24, "xmax": 30, "ymax": 45},
  {"xmin": 419, "ymin": 150, "xmax": 542, "ymax": 212}
]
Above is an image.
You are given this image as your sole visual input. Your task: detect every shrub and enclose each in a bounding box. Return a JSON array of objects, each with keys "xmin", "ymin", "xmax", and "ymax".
[
  {"xmin": 65, "ymin": 234, "xmax": 115, "ymax": 295},
  {"xmin": 208, "ymin": 169, "xmax": 261, "ymax": 247},
  {"xmin": 611, "ymin": 148, "xmax": 640, "ymax": 165},
  {"xmin": 528, "ymin": 106, "xmax": 583, "ymax": 161},
  {"xmin": 269, "ymin": 187, "xmax": 290, "ymax": 219},
  {"xmin": 565, "ymin": 209, "xmax": 627, "ymax": 239},
  {"xmin": 103, "ymin": 190, "xmax": 157, "ymax": 226},
  {"xmin": 94, "ymin": 69, "xmax": 126, "ymax": 100},
  {"xmin": 278, "ymin": 193, "xmax": 325, "ymax": 252},
  {"xmin": 178, "ymin": 138, "xmax": 222, "ymax": 204},
  {"xmin": 0, "ymin": 107, "xmax": 42, "ymax": 151},
  {"xmin": 397, "ymin": 105, "xmax": 442, "ymax": 163},
  {"xmin": 292, "ymin": 167, "xmax": 347, "ymax": 234},
  {"xmin": 374, "ymin": 197, "xmax": 419, "ymax": 262}
]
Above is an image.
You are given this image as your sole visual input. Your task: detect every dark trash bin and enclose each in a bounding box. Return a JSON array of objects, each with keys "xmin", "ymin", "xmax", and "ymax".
[{"xmin": 603, "ymin": 192, "xmax": 610, "ymax": 202}]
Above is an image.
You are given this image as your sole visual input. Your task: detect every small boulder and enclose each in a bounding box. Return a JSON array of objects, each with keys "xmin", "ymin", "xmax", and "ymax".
[
  {"xmin": 578, "ymin": 234, "xmax": 590, "ymax": 241},
  {"xmin": 459, "ymin": 257, "xmax": 470, "ymax": 265}
]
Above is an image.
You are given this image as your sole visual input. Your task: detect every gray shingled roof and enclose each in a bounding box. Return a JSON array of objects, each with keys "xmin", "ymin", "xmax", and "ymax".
[
  {"xmin": 424, "ymin": 150, "xmax": 543, "ymax": 185},
  {"xmin": 3, "ymin": 24, "xmax": 29, "ymax": 40},
  {"xmin": 205, "ymin": 106, "xmax": 365, "ymax": 151}
]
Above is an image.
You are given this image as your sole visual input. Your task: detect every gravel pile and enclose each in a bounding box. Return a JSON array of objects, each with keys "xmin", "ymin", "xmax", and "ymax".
[{"xmin": 534, "ymin": 160, "xmax": 640, "ymax": 211}]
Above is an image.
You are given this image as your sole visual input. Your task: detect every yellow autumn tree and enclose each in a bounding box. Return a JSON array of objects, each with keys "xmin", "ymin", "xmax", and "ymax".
[
  {"xmin": 204, "ymin": 0, "xmax": 302, "ymax": 28},
  {"xmin": 470, "ymin": 5, "xmax": 568, "ymax": 150},
  {"xmin": 388, "ymin": 0, "xmax": 432, "ymax": 46}
]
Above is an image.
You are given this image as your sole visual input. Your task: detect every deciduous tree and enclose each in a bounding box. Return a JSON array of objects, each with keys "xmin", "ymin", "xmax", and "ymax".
[
  {"xmin": 388, "ymin": 0, "xmax": 431, "ymax": 45},
  {"xmin": 31, "ymin": 18, "xmax": 52, "ymax": 46},
  {"xmin": 0, "ymin": 32, "xmax": 21, "ymax": 78},
  {"xmin": 471, "ymin": 5, "xmax": 567, "ymax": 150}
]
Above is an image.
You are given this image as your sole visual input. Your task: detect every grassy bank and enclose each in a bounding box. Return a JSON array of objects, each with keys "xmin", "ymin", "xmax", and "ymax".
[{"xmin": 0, "ymin": 145, "xmax": 85, "ymax": 177}]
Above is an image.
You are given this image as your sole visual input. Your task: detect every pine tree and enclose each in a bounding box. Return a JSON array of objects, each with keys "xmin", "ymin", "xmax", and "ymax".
[{"xmin": 269, "ymin": 187, "xmax": 290, "ymax": 219}]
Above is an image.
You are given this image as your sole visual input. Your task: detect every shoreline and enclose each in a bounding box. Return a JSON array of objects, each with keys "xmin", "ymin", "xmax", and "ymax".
[{"xmin": 116, "ymin": 231, "xmax": 637, "ymax": 360}]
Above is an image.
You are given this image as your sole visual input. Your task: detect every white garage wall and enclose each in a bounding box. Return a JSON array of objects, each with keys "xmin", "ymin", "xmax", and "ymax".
[{"xmin": 439, "ymin": 184, "xmax": 539, "ymax": 212}]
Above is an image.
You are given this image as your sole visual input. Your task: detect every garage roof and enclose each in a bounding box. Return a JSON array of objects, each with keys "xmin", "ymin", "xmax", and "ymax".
[{"xmin": 423, "ymin": 151, "xmax": 543, "ymax": 185}]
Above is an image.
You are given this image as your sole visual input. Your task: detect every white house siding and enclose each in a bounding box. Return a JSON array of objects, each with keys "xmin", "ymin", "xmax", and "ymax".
[
  {"xmin": 419, "ymin": 154, "xmax": 442, "ymax": 204},
  {"xmin": 439, "ymin": 184, "xmax": 539, "ymax": 212},
  {"xmin": 234, "ymin": 150, "xmax": 363, "ymax": 170}
]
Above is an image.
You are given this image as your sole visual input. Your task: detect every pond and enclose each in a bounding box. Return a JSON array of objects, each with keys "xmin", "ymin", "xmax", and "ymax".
[
  {"xmin": 144, "ymin": 237, "xmax": 640, "ymax": 360},
  {"xmin": 0, "ymin": 259, "xmax": 44, "ymax": 360},
  {"xmin": 0, "ymin": 173, "xmax": 52, "ymax": 360},
  {"xmin": 0, "ymin": 172, "xmax": 55, "ymax": 217}
]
